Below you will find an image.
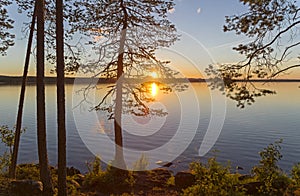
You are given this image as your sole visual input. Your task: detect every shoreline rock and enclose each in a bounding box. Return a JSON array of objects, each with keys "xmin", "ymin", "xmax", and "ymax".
[{"xmin": 10, "ymin": 179, "xmax": 43, "ymax": 196}]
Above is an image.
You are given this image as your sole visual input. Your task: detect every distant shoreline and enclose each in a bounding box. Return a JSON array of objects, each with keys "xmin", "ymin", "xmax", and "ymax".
[{"xmin": 0, "ymin": 75, "xmax": 299, "ymax": 85}]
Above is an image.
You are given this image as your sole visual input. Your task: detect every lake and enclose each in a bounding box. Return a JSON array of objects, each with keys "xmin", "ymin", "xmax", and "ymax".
[{"xmin": 0, "ymin": 82, "xmax": 299, "ymax": 173}]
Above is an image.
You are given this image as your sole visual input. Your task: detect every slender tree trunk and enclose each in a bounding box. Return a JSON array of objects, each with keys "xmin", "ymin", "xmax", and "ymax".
[
  {"xmin": 9, "ymin": 1, "xmax": 37, "ymax": 179},
  {"xmin": 114, "ymin": 0, "xmax": 127, "ymax": 169},
  {"xmin": 36, "ymin": 0, "xmax": 53, "ymax": 195},
  {"xmin": 56, "ymin": 0, "xmax": 67, "ymax": 195},
  {"xmin": 114, "ymin": 61, "xmax": 126, "ymax": 169}
]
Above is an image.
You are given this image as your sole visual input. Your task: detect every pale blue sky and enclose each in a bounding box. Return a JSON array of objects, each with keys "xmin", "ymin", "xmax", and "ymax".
[{"xmin": 0, "ymin": 0, "xmax": 299, "ymax": 78}]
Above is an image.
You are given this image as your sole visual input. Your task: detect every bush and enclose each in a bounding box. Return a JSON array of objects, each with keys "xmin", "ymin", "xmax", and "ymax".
[
  {"xmin": 0, "ymin": 125, "xmax": 25, "ymax": 176},
  {"xmin": 83, "ymin": 156, "xmax": 133, "ymax": 194},
  {"xmin": 16, "ymin": 164, "xmax": 40, "ymax": 180},
  {"xmin": 0, "ymin": 152, "xmax": 10, "ymax": 176},
  {"xmin": 292, "ymin": 163, "xmax": 300, "ymax": 186},
  {"xmin": 252, "ymin": 139, "xmax": 290, "ymax": 195},
  {"xmin": 182, "ymin": 157, "xmax": 245, "ymax": 196}
]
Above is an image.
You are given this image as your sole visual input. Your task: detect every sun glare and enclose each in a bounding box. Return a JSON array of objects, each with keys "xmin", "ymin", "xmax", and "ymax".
[
  {"xmin": 151, "ymin": 72, "xmax": 158, "ymax": 78},
  {"xmin": 151, "ymin": 82, "xmax": 158, "ymax": 96}
]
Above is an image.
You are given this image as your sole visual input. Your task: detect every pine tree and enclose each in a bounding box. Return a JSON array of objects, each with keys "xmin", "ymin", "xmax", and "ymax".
[
  {"xmin": 36, "ymin": 0, "xmax": 53, "ymax": 194},
  {"xmin": 68, "ymin": 0, "xmax": 179, "ymax": 168},
  {"xmin": 56, "ymin": 0, "xmax": 67, "ymax": 194}
]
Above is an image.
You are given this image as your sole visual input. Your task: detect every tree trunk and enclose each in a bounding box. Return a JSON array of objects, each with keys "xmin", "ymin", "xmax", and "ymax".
[
  {"xmin": 9, "ymin": 1, "xmax": 37, "ymax": 179},
  {"xmin": 113, "ymin": 1, "xmax": 127, "ymax": 169},
  {"xmin": 36, "ymin": 0, "xmax": 53, "ymax": 195},
  {"xmin": 114, "ymin": 31, "xmax": 126, "ymax": 168},
  {"xmin": 56, "ymin": 0, "xmax": 67, "ymax": 195}
]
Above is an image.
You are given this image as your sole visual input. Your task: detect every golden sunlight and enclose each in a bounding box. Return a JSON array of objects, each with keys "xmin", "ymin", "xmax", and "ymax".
[{"xmin": 151, "ymin": 82, "xmax": 158, "ymax": 96}]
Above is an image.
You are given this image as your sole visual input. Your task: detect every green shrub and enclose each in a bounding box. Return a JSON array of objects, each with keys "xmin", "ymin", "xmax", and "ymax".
[
  {"xmin": 83, "ymin": 156, "xmax": 133, "ymax": 194},
  {"xmin": 0, "ymin": 152, "xmax": 10, "ymax": 176},
  {"xmin": 292, "ymin": 163, "xmax": 300, "ymax": 186},
  {"xmin": 182, "ymin": 157, "xmax": 245, "ymax": 196},
  {"xmin": 16, "ymin": 163, "xmax": 40, "ymax": 180},
  {"xmin": 166, "ymin": 176, "xmax": 175, "ymax": 187},
  {"xmin": 0, "ymin": 125, "xmax": 25, "ymax": 176},
  {"xmin": 252, "ymin": 139, "xmax": 290, "ymax": 195}
]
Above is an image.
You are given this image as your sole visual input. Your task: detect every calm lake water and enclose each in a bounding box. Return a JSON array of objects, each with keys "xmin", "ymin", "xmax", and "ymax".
[{"xmin": 0, "ymin": 82, "xmax": 299, "ymax": 173}]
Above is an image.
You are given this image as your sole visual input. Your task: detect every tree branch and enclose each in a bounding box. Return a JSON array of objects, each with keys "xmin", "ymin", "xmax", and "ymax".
[
  {"xmin": 243, "ymin": 20, "xmax": 300, "ymax": 68},
  {"xmin": 278, "ymin": 41, "xmax": 300, "ymax": 62},
  {"xmin": 271, "ymin": 64, "xmax": 300, "ymax": 77}
]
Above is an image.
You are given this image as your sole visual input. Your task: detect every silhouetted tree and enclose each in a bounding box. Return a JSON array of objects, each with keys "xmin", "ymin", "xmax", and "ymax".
[
  {"xmin": 36, "ymin": 0, "xmax": 53, "ymax": 194},
  {"xmin": 9, "ymin": 1, "xmax": 69, "ymax": 187},
  {"xmin": 68, "ymin": 0, "xmax": 180, "ymax": 168},
  {"xmin": 9, "ymin": 1, "xmax": 37, "ymax": 179},
  {"xmin": 14, "ymin": 1, "xmax": 78, "ymax": 191},
  {"xmin": 56, "ymin": 0, "xmax": 67, "ymax": 194},
  {"xmin": 206, "ymin": 0, "xmax": 300, "ymax": 108},
  {"xmin": 0, "ymin": 0, "xmax": 14, "ymax": 55}
]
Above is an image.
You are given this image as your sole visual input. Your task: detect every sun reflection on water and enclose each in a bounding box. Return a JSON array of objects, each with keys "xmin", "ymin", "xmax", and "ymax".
[{"xmin": 151, "ymin": 82, "xmax": 158, "ymax": 96}]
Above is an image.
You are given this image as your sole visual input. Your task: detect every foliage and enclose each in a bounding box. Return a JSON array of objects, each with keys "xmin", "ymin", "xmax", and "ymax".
[
  {"xmin": 292, "ymin": 163, "xmax": 300, "ymax": 186},
  {"xmin": 13, "ymin": 163, "xmax": 81, "ymax": 195},
  {"xmin": 0, "ymin": 125, "xmax": 16, "ymax": 154},
  {"xmin": 67, "ymin": 0, "xmax": 183, "ymax": 116},
  {"xmin": 0, "ymin": 152, "xmax": 10, "ymax": 175},
  {"xmin": 183, "ymin": 140, "xmax": 293, "ymax": 195},
  {"xmin": 252, "ymin": 139, "xmax": 290, "ymax": 194},
  {"xmin": 183, "ymin": 158, "xmax": 244, "ymax": 196},
  {"xmin": 86, "ymin": 156, "xmax": 102, "ymax": 175},
  {"xmin": 206, "ymin": 0, "xmax": 300, "ymax": 108},
  {"xmin": 0, "ymin": 0, "xmax": 14, "ymax": 55},
  {"xmin": 166, "ymin": 175, "xmax": 175, "ymax": 187},
  {"xmin": 83, "ymin": 156, "xmax": 133, "ymax": 194},
  {"xmin": 223, "ymin": 0, "xmax": 300, "ymax": 77},
  {"xmin": 2, "ymin": 140, "xmax": 300, "ymax": 195},
  {"xmin": 15, "ymin": 163, "xmax": 40, "ymax": 180},
  {"xmin": 0, "ymin": 125, "xmax": 25, "ymax": 175},
  {"xmin": 67, "ymin": 0, "xmax": 183, "ymax": 170},
  {"xmin": 205, "ymin": 69, "xmax": 276, "ymax": 108}
]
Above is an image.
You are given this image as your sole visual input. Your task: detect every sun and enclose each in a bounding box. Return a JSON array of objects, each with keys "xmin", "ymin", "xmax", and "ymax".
[{"xmin": 150, "ymin": 72, "xmax": 158, "ymax": 78}]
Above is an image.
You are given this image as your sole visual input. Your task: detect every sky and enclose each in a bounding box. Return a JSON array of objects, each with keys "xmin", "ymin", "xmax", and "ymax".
[{"xmin": 0, "ymin": 0, "xmax": 299, "ymax": 78}]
